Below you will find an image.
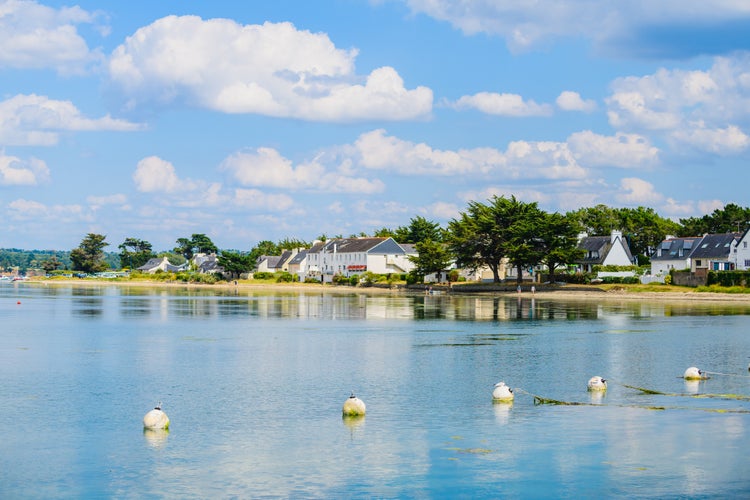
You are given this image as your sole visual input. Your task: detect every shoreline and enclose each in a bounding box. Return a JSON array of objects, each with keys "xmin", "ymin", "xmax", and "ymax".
[{"xmin": 14, "ymin": 278, "xmax": 750, "ymax": 303}]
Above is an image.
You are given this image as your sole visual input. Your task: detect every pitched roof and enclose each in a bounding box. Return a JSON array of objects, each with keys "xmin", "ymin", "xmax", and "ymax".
[
  {"xmin": 259, "ymin": 255, "xmax": 282, "ymax": 268},
  {"xmin": 288, "ymin": 249, "xmax": 308, "ymax": 265},
  {"xmin": 311, "ymin": 237, "xmax": 406, "ymax": 255},
  {"xmin": 689, "ymin": 233, "xmax": 739, "ymax": 259},
  {"xmin": 137, "ymin": 257, "xmax": 163, "ymax": 270},
  {"xmin": 651, "ymin": 237, "xmax": 701, "ymax": 261},
  {"xmin": 576, "ymin": 234, "xmax": 634, "ymax": 265}
]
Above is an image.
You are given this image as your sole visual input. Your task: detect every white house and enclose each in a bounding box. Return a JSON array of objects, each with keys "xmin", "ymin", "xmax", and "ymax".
[
  {"xmin": 650, "ymin": 237, "xmax": 701, "ymax": 276},
  {"xmin": 136, "ymin": 256, "xmax": 186, "ymax": 274},
  {"xmin": 305, "ymin": 237, "xmax": 415, "ymax": 283},
  {"xmin": 574, "ymin": 230, "xmax": 635, "ymax": 273},
  {"xmin": 192, "ymin": 253, "xmax": 223, "ymax": 274},
  {"xmin": 733, "ymin": 229, "xmax": 750, "ymax": 271}
]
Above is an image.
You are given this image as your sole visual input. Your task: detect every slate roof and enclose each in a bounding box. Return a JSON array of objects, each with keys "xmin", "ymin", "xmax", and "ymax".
[
  {"xmin": 137, "ymin": 258, "xmax": 163, "ymax": 270},
  {"xmin": 689, "ymin": 233, "xmax": 739, "ymax": 260},
  {"xmin": 288, "ymin": 250, "xmax": 308, "ymax": 265},
  {"xmin": 310, "ymin": 237, "xmax": 406, "ymax": 255},
  {"xmin": 258, "ymin": 255, "xmax": 282, "ymax": 268},
  {"xmin": 137, "ymin": 256, "xmax": 185, "ymax": 273},
  {"xmin": 576, "ymin": 234, "xmax": 635, "ymax": 265},
  {"xmin": 651, "ymin": 237, "xmax": 701, "ymax": 261}
]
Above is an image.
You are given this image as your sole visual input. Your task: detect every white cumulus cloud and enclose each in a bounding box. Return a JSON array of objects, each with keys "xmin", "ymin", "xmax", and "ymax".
[
  {"xmin": 606, "ymin": 54, "xmax": 750, "ymax": 154},
  {"xmin": 108, "ymin": 16, "xmax": 432, "ymax": 121},
  {"xmin": 0, "ymin": 94, "xmax": 142, "ymax": 146},
  {"xmin": 451, "ymin": 92, "xmax": 553, "ymax": 117},
  {"xmin": 7, "ymin": 198, "xmax": 88, "ymax": 222},
  {"xmin": 0, "ymin": 0, "xmax": 105, "ymax": 73},
  {"xmin": 133, "ymin": 156, "xmax": 198, "ymax": 193},
  {"xmin": 615, "ymin": 177, "xmax": 663, "ymax": 205},
  {"xmin": 221, "ymin": 147, "xmax": 384, "ymax": 193},
  {"xmin": 0, "ymin": 152, "xmax": 49, "ymax": 185},
  {"xmin": 234, "ymin": 189, "xmax": 294, "ymax": 211},
  {"xmin": 354, "ymin": 129, "xmax": 587, "ymax": 179},
  {"xmin": 567, "ymin": 130, "xmax": 659, "ymax": 168},
  {"xmin": 556, "ymin": 91, "xmax": 597, "ymax": 112}
]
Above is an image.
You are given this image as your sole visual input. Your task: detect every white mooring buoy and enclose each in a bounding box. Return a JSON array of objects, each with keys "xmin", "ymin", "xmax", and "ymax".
[
  {"xmin": 143, "ymin": 403, "xmax": 170, "ymax": 430},
  {"xmin": 492, "ymin": 381, "xmax": 514, "ymax": 402},
  {"xmin": 683, "ymin": 367, "xmax": 707, "ymax": 380},
  {"xmin": 587, "ymin": 376, "xmax": 607, "ymax": 391},
  {"xmin": 342, "ymin": 393, "xmax": 366, "ymax": 417}
]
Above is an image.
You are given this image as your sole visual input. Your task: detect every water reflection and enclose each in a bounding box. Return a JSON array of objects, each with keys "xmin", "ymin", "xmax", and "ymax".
[
  {"xmin": 9, "ymin": 283, "xmax": 750, "ymax": 321},
  {"xmin": 2, "ymin": 284, "xmax": 750, "ymax": 498},
  {"xmin": 143, "ymin": 428, "xmax": 169, "ymax": 448},
  {"xmin": 71, "ymin": 287, "xmax": 103, "ymax": 317},
  {"xmin": 492, "ymin": 402, "xmax": 512, "ymax": 425}
]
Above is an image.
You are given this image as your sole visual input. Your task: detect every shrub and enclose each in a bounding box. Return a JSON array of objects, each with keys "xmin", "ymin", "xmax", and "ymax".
[
  {"xmin": 706, "ymin": 270, "xmax": 750, "ymax": 287},
  {"xmin": 276, "ymin": 271, "xmax": 295, "ymax": 283},
  {"xmin": 405, "ymin": 272, "xmax": 419, "ymax": 285},
  {"xmin": 253, "ymin": 271, "xmax": 274, "ymax": 280}
]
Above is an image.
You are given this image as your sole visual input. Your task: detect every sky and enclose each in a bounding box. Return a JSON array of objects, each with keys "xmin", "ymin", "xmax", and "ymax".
[{"xmin": 2, "ymin": 0, "xmax": 750, "ymax": 252}]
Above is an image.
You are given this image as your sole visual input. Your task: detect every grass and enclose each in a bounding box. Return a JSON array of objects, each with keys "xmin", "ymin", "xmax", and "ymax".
[{"xmin": 597, "ymin": 283, "xmax": 694, "ymax": 293}]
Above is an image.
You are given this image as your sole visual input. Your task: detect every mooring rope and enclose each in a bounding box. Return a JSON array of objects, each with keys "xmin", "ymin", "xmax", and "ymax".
[
  {"xmin": 619, "ymin": 382, "xmax": 750, "ymax": 401},
  {"xmin": 512, "ymin": 386, "xmax": 750, "ymax": 413},
  {"xmin": 702, "ymin": 370, "xmax": 750, "ymax": 378}
]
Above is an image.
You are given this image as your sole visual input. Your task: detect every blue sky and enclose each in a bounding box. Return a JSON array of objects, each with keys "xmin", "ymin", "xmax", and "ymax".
[{"xmin": 2, "ymin": 0, "xmax": 750, "ymax": 252}]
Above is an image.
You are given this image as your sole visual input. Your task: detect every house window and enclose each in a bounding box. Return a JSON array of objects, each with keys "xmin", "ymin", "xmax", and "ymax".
[
  {"xmin": 695, "ymin": 259, "xmax": 701, "ymax": 266},
  {"xmin": 745, "ymin": 259, "xmax": 750, "ymax": 267},
  {"xmin": 745, "ymin": 242, "xmax": 748, "ymax": 248}
]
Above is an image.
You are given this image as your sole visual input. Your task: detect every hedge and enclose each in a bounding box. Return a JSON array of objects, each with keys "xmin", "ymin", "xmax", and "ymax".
[{"xmin": 706, "ymin": 270, "xmax": 750, "ymax": 287}]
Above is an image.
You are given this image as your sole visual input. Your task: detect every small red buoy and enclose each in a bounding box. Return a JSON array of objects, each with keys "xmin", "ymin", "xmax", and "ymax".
[{"xmin": 17, "ymin": 301, "xmax": 21, "ymax": 305}]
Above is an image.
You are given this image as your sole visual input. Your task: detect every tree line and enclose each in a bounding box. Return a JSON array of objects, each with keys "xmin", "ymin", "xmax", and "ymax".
[{"xmin": 3, "ymin": 199, "xmax": 749, "ymax": 280}]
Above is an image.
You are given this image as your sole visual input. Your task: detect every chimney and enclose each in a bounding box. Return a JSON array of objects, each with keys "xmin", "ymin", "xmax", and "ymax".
[{"xmin": 611, "ymin": 230, "xmax": 622, "ymax": 243}]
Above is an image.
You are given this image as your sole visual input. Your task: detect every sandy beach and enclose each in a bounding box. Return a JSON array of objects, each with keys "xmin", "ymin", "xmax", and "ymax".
[{"xmin": 20, "ymin": 278, "xmax": 750, "ymax": 303}]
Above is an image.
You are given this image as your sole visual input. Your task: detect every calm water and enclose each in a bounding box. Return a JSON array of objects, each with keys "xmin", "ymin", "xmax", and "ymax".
[{"xmin": 2, "ymin": 283, "xmax": 750, "ymax": 499}]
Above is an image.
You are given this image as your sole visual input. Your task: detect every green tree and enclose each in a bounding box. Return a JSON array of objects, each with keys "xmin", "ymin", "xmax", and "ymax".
[
  {"xmin": 70, "ymin": 233, "xmax": 110, "ymax": 273},
  {"xmin": 567, "ymin": 204, "xmax": 620, "ymax": 235},
  {"xmin": 536, "ymin": 212, "xmax": 583, "ymax": 282},
  {"xmin": 118, "ymin": 237, "xmax": 156, "ymax": 270},
  {"xmin": 277, "ymin": 237, "xmax": 310, "ymax": 250},
  {"xmin": 174, "ymin": 234, "xmax": 218, "ymax": 260},
  {"xmin": 174, "ymin": 237, "xmax": 194, "ymax": 260},
  {"xmin": 395, "ymin": 216, "xmax": 443, "ymax": 243},
  {"xmin": 41, "ymin": 256, "xmax": 62, "ymax": 273},
  {"xmin": 447, "ymin": 197, "xmax": 508, "ymax": 282},
  {"xmin": 408, "ymin": 239, "xmax": 453, "ymax": 282},
  {"xmin": 217, "ymin": 251, "xmax": 254, "ymax": 280},
  {"xmin": 617, "ymin": 206, "xmax": 680, "ymax": 264},
  {"xmin": 448, "ymin": 196, "xmax": 548, "ymax": 283},
  {"xmin": 190, "ymin": 233, "xmax": 218, "ymax": 254},
  {"xmin": 372, "ymin": 227, "xmax": 396, "ymax": 238},
  {"xmin": 679, "ymin": 203, "xmax": 750, "ymax": 235},
  {"xmin": 501, "ymin": 198, "xmax": 547, "ymax": 284},
  {"xmin": 248, "ymin": 240, "xmax": 281, "ymax": 269}
]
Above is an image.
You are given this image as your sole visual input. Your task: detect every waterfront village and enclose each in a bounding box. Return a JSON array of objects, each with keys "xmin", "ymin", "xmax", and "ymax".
[
  {"xmin": 241, "ymin": 229, "xmax": 750, "ymax": 287},
  {"xmin": 7, "ymin": 228, "xmax": 749, "ymax": 290}
]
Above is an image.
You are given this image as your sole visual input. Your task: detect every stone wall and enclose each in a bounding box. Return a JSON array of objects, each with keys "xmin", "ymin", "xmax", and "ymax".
[{"xmin": 671, "ymin": 270, "xmax": 706, "ymax": 287}]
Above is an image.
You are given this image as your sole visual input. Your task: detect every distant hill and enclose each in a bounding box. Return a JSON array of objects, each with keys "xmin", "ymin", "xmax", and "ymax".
[{"xmin": 0, "ymin": 248, "xmax": 120, "ymax": 272}]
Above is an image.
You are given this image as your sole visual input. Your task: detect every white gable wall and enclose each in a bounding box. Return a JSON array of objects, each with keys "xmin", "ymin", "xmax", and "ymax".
[
  {"xmin": 735, "ymin": 233, "xmax": 750, "ymax": 270},
  {"xmin": 602, "ymin": 238, "xmax": 633, "ymax": 266},
  {"xmin": 651, "ymin": 258, "xmax": 691, "ymax": 275}
]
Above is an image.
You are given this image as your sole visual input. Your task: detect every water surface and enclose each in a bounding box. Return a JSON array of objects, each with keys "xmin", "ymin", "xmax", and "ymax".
[{"xmin": 1, "ymin": 283, "xmax": 749, "ymax": 498}]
